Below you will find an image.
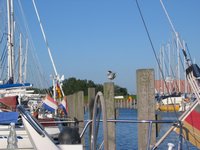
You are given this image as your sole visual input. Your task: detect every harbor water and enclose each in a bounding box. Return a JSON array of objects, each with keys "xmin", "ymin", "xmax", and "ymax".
[{"xmin": 84, "ymin": 108, "xmax": 198, "ymax": 150}]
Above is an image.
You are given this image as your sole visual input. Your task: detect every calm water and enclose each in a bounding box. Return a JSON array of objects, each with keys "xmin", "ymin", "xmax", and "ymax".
[{"xmin": 84, "ymin": 109, "xmax": 198, "ymax": 150}]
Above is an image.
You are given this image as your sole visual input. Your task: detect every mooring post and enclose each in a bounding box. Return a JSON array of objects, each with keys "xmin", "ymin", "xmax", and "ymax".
[
  {"xmin": 104, "ymin": 82, "xmax": 115, "ymax": 150},
  {"xmin": 88, "ymin": 87, "xmax": 95, "ymax": 148},
  {"xmin": 137, "ymin": 69, "xmax": 156, "ymax": 150},
  {"xmin": 76, "ymin": 91, "xmax": 84, "ymax": 144},
  {"xmin": 66, "ymin": 94, "xmax": 74, "ymax": 118},
  {"xmin": 66, "ymin": 92, "xmax": 84, "ymax": 144}
]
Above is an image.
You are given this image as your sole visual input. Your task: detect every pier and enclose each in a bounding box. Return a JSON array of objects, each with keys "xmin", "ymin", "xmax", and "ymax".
[{"xmin": 114, "ymin": 98, "xmax": 137, "ymax": 109}]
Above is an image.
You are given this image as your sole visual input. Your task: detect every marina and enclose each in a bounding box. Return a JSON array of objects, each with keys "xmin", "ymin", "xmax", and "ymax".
[{"xmin": 0, "ymin": 0, "xmax": 200, "ymax": 150}]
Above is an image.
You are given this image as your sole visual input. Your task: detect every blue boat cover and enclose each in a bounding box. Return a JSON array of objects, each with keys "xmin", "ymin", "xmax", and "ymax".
[
  {"xmin": 0, "ymin": 112, "xmax": 19, "ymax": 124},
  {"xmin": 0, "ymin": 83, "xmax": 32, "ymax": 90}
]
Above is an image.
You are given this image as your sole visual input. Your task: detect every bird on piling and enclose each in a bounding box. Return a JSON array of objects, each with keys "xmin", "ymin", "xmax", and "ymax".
[{"xmin": 107, "ymin": 70, "xmax": 116, "ymax": 80}]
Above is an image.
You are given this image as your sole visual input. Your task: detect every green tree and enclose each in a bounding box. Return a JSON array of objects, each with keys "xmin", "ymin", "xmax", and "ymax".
[
  {"xmin": 33, "ymin": 77, "xmax": 128, "ymax": 96},
  {"xmin": 114, "ymin": 85, "xmax": 128, "ymax": 96}
]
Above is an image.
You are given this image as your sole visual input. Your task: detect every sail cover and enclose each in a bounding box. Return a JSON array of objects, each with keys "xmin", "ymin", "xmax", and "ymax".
[
  {"xmin": 0, "ymin": 96, "xmax": 18, "ymax": 110},
  {"xmin": 0, "ymin": 83, "xmax": 32, "ymax": 90},
  {"xmin": 0, "ymin": 112, "xmax": 19, "ymax": 124}
]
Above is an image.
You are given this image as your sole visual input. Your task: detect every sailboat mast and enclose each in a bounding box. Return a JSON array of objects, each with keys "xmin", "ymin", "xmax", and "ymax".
[
  {"xmin": 7, "ymin": 0, "xmax": 14, "ymax": 82},
  {"xmin": 18, "ymin": 33, "xmax": 22, "ymax": 83},
  {"xmin": 24, "ymin": 39, "xmax": 28, "ymax": 82},
  {"xmin": 32, "ymin": 0, "xmax": 65, "ymax": 97},
  {"xmin": 167, "ymin": 43, "xmax": 171, "ymax": 93},
  {"xmin": 183, "ymin": 40, "xmax": 187, "ymax": 93},
  {"xmin": 7, "ymin": 0, "xmax": 12, "ymax": 81},
  {"xmin": 159, "ymin": 47, "xmax": 162, "ymax": 93},
  {"xmin": 32, "ymin": 0, "xmax": 58, "ymax": 77},
  {"xmin": 176, "ymin": 32, "xmax": 181, "ymax": 92},
  {"xmin": 10, "ymin": 0, "xmax": 14, "ymax": 82},
  {"xmin": 162, "ymin": 45, "xmax": 166, "ymax": 94}
]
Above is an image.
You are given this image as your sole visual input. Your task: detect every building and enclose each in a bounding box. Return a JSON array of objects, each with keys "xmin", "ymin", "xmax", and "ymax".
[{"xmin": 155, "ymin": 79, "xmax": 192, "ymax": 94}]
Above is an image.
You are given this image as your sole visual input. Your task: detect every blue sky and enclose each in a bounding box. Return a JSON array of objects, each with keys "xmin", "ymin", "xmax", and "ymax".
[{"xmin": 13, "ymin": 1, "xmax": 200, "ymax": 94}]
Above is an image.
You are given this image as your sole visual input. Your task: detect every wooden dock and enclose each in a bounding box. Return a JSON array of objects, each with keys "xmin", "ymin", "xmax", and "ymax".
[{"xmin": 114, "ymin": 98, "xmax": 137, "ymax": 109}]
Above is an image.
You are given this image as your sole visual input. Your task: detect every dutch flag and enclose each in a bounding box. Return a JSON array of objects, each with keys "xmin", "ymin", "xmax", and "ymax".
[
  {"xmin": 42, "ymin": 95, "xmax": 58, "ymax": 112},
  {"xmin": 59, "ymin": 96, "xmax": 68, "ymax": 115}
]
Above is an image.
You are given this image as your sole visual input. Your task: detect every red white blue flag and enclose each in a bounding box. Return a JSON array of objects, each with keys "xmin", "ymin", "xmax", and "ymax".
[
  {"xmin": 59, "ymin": 96, "xmax": 68, "ymax": 115},
  {"xmin": 42, "ymin": 95, "xmax": 58, "ymax": 112}
]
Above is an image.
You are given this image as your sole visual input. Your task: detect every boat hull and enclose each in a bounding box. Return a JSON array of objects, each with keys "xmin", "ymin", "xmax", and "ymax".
[{"xmin": 158, "ymin": 104, "xmax": 180, "ymax": 111}]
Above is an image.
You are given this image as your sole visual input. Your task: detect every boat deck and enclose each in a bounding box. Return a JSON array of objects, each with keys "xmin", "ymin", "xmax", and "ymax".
[{"xmin": 0, "ymin": 126, "xmax": 34, "ymax": 150}]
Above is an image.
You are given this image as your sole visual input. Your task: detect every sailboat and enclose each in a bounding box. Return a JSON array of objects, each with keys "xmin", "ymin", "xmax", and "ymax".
[
  {"xmin": 154, "ymin": 34, "xmax": 193, "ymax": 112},
  {"xmin": 152, "ymin": 0, "xmax": 200, "ymax": 149},
  {"xmin": 0, "ymin": 0, "xmax": 82, "ymax": 149},
  {"xmin": 0, "ymin": 0, "xmax": 36, "ymax": 112},
  {"xmin": 0, "ymin": 0, "xmax": 37, "ymax": 126},
  {"xmin": 1, "ymin": 0, "xmax": 200, "ymax": 149},
  {"xmin": 0, "ymin": 0, "xmax": 66, "ymax": 117}
]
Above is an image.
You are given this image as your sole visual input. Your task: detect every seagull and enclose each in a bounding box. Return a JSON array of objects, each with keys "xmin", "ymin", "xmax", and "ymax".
[{"xmin": 107, "ymin": 70, "xmax": 116, "ymax": 80}]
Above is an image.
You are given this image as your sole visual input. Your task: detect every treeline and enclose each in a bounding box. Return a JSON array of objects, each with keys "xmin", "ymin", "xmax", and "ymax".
[{"xmin": 32, "ymin": 77, "xmax": 128, "ymax": 96}]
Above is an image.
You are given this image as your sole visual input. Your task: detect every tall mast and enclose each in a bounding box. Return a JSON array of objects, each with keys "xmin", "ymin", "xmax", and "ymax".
[
  {"xmin": 24, "ymin": 39, "xmax": 28, "ymax": 82},
  {"xmin": 10, "ymin": 0, "xmax": 14, "ymax": 82},
  {"xmin": 159, "ymin": 47, "xmax": 162, "ymax": 93},
  {"xmin": 32, "ymin": 0, "xmax": 58, "ymax": 77},
  {"xmin": 167, "ymin": 43, "xmax": 171, "ymax": 93},
  {"xmin": 176, "ymin": 32, "xmax": 181, "ymax": 92},
  {"xmin": 7, "ymin": 0, "xmax": 12, "ymax": 81},
  {"xmin": 7, "ymin": 0, "xmax": 14, "ymax": 82},
  {"xmin": 18, "ymin": 33, "xmax": 22, "ymax": 83},
  {"xmin": 162, "ymin": 45, "xmax": 165, "ymax": 93},
  {"xmin": 183, "ymin": 40, "xmax": 187, "ymax": 93},
  {"xmin": 32, "ymin": 0, "xmax": 65, "ymax": 97}
]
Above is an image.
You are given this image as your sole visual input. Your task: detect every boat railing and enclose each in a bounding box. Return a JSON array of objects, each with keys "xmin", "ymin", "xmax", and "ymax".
[
  {"xmin": 17, "ymin": 105, "xmax": 45, "ymax": 137},
  {"xmin": 40, "ymin": 118, "xmax": 182, "ymax": 150},
  {"xmin": 84, "ymin": 119, "xmax": 182, "ymax": 150}
]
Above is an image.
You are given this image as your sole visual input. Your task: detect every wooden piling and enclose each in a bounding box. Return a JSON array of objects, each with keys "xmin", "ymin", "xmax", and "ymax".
[
  {"xmin": 76, "ymin": 91, "xmax": 84, "ymax": 144},
  {"xmin": 66, "ymin": 94, "xmax": 74, "ymax": 118},
  {"xmin": 66, "ymin": 91, "xmax": 84, "ymax": 143},
  {"xmin": 76, "ymin": 91, "xmax": 84, "ymax": 121},
  {"xmin": 104, "ymin": 82, "xmax": 115, "ymax": 150},
  {"xmin": 88, "ymin": 88, "xmax": 95, "ymax": 148},
  {"xmin": 137, "ymin": 69, "xmax": 156, "ymax": 150}
]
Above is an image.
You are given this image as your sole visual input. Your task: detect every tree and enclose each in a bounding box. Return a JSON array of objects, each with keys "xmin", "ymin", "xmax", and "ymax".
[
  {"xmin": 114, "ymin": 85, "xmax": 128, "ymax": 96},
  {"xmin": 62, "ymin": 77, "xmax": 127, "ymax": 96},
  {"xmin": 34, "ymin": 77, "xmax": 128, "ymax": 96}
]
